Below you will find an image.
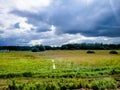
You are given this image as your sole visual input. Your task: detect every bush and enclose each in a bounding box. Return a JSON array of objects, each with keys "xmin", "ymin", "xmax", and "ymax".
[
  {"xmin": 110, "ymin": 69, "xmax": 120, "ymax": 75},
  {"xmin": 0, "ymin": 73, "xmax": 22, "ymax": 78},
  {"xmin": 109, "ymin": 50, "xmax": 118, "ymax": 54},
  {"xmin": 31, "ymin": 45, "xmax": 46, "ymax": 52},
  {"xmin": 92, "ymin": 78, "xmax": 117, "ymax": 90},
  {"xmin": 38, "ymin": 45, "xmax": 46, "ymax": 51},
  {"xmin": 8, "ymin": 80, "xmax": 21, "ymax": 90},
  {"xmin": 87, "ymin": 50, "xmax": 95, "ymax": 54},
  {"xmin": 22, "ymin": 72, "xmax": 32, "ymax": 77},
  {"xmin": 31, "ymin": 47, "xmax": 39, "ymax": 52}
]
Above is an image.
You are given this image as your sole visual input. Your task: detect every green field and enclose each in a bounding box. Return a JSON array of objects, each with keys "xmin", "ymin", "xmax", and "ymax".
[{"xmin": 0, "ymin": 50, "xmax": 120, "ymax": 90}]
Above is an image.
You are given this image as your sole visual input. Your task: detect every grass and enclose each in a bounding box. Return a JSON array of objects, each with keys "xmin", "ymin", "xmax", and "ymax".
[
  {"xmin": 8, "ymin": 77, "xmax": 117, "ymax": 90},
  {"xmin": 0, "ymin": 50, "xmax": 120, "ymax": 89}
]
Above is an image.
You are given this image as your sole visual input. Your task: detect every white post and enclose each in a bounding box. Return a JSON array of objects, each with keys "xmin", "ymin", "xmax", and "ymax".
[{"xmin": 52, "ymin": 59, "xmax": 56, "ymax": 69}]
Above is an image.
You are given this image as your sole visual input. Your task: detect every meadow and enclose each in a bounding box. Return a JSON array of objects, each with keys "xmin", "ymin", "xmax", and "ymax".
[{"xmin": 0, "ymin": 50, "xmax": 120, "ymax": 90}]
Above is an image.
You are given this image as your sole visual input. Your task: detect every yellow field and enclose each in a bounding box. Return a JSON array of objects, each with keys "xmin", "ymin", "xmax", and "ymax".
[{"xmin": 40, "ymin": 50, "xmax": 120, "ymax": 66}]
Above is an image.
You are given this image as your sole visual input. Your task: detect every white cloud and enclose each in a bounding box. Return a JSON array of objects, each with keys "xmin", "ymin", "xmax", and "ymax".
[
  {"xmin": 0, "ymin": 0, "xmax": 38, "ymax": 39},
  {"xmin": 0, "ymin": 12, "xmax": 36, "ymax": 39},
  {"xmin": 15, "ymin": 0, "xmax": 51, "ymax": 13},
  {"xmin": 0, "ymin": 0, "xmax": 51, "ymax": 13},
  {"xmin": 29, "ymin": 40, "xmax": 43, "ymax": 46},
  {"xmin": 19, "ymin": 22, "xmax": 36, "ymax": 31},
  {"xmin": 0, "ymin": 13, "xmax": 26, "ymax": 29},
  {"xmin": 28, "ymin": 29, "xmax": 118, "ymax": 46}
]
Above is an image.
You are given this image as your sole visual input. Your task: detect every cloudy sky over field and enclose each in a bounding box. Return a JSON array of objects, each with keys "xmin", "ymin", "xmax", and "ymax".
[{"xmin": 0, "ymin": 0, "xmax": 120, "ymax": 46}]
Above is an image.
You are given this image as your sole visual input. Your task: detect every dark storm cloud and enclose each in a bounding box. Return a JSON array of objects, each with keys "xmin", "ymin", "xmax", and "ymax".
[
  {"xmin": 0, "ymin": 0, "xmax": 120, "ymax": 46},
  {"xmin": 80, "ymin": 14, "xmax": 120, "ymax": 37},
  {"xmin": 10, "ymin": 0, "xmax": 120, "ymax": 37},
  {"xmin": 0, "ymin": 36, "xmax": 31, "ymax": 46}
]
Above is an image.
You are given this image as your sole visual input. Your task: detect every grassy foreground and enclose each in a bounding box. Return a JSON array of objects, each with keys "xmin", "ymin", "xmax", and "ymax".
[{"xmin": 0, "ymin": 50, "xmax": 120, "ymax": 89}]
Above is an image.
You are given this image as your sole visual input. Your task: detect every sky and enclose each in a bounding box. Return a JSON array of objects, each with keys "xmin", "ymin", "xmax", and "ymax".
[{"xmin": 0, "ymin": 0, "xmax": 120, "ymax": 46}]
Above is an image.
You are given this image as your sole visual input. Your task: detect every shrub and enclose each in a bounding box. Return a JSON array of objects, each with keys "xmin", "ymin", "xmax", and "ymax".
[
  {"xmin": 109, "ymin": 50, "xmax": 118, "ymax": 54},
  {"xmin": 87, "ymin": 50, "xmax": 95, "ymax": 54},
  {"xmin": 0, "ymin": 73, "xmax": 22, "ymax": 78},
  {"xmin": 31, "ymin": 45, "xmax": 46, "ymax": 52},
  {"xmin": 31, "ymin": 47, "xmax": 39, "ymax": 52},
  {"xmin": 38, "ymin": 45, "xmax": 46, "ymax": 51},
  {"xmin": 46, "ymin": 82, "xmax": 60, "ymax": 90},
  {"xmin": 8, "ymin": 80, "xmax": 21, "ymax": 90},
  {"xmin": 22, "ymin": 72, "xmax": 32, "ymax": 77},
  {"xmin": 110, "ymin": 69, "xmax": 120, "ymax": 75},
  {"xmin": 92, "ymin": 78, "xmax": 117, "ymax": 90}
]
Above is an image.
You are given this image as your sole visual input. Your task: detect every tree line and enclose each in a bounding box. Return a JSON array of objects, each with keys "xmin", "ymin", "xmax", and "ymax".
[
  {"xmin": 0, "ymin": 43, "xmax": 120, "ymax": 51},
  {"xmin": 61, "ymin": 43, "xmax": 120, "ymax": 50}
]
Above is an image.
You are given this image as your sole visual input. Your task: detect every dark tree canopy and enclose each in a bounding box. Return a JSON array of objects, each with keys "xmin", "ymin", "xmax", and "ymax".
[{"xmin": 0, "ymin": 43, "xmax": 120, "ymax": 51}]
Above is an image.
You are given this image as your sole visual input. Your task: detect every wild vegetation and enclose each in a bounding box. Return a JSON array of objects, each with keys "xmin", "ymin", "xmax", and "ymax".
[
  {"xmin": 109, "ymin": 50, "xmax": 118, "ymax": 54},
  {"xmin": 0, "ymin": 43, "xmax": 120, "ymax": 51},
  {"xmin": 0, "ymin": 50, "xmax": 120, "ymax": 89},
  {"xmin": 86, "ymin": 50, "xmax": 95, "ymax": 54},
  {"xmin": 8, "ymin": 78, "xmax": 117, "ymax": 90}
]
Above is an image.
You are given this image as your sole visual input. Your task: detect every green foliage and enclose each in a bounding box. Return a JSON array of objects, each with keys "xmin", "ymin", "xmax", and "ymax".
[
  {"xmin": 32, "ymin": 45, "xmax": 45, "ymax": 52},
  {"xmin": 61, "ymin": 43, "xmax": 120, "ymax": 50},
  {"xmin": 22, "ymin": 72, "xmax": 32, "ymax": 77},
  {"xmin": 45, "ymin": 46, "xmax": 52, "ymax": 50},
  {"xmin": 0, "ymin": 50, "xmax": 120, "ymax": 89},
  {"xmin": 0, "ymin": 43, "xmax": 120, "ymax": 51},
  {"xmin": 92, "ymin": 78, "xmax": 117, "ymax": 90},
  {"xmin": 110, "ymin": 68, "xmax": 120, "ymax": 75},
  {"xmin": 109, "ymin": 50, "xmax": 118, "ymax": 54},
  {"xmin": 31, "ymin": 47, "xmax": 40, "ymax": 52},
  {"xmin": 38, "ymin": 45, "xmax": 46, "ymax": 51},
  {"xmin": 87, "ymin": 50, "xmax": 95, "ymax": 54},
  {"xmin": 8, "ymin": 78, "xmax": 117, "ymax": 90}
]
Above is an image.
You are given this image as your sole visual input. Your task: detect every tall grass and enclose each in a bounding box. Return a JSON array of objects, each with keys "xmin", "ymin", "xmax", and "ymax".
[
  {"xmin": 8, "ymin": 78, "xmax": 117, "ymax": 90},
  {"xmin": 0, "ymin": 50, "xmax": 120, "ymax": 89},
  {"xmin": 0, "ymin": 51, "xmax": 120, "ymax": 78}
]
